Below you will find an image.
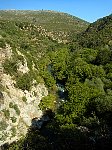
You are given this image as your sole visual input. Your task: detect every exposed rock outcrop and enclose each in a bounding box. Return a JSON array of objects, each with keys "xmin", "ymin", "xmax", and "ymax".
[{"xmin": 0, "ymin": 44, "xmax": 48, "ymax": 146}]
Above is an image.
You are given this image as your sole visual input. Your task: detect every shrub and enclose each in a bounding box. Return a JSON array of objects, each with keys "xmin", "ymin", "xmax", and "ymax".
[
  {"xmin": 39, "ymin": 94, "xmax": 56, "ymax": 111},
  {"xmin": 11, "ymin": 117, "xmax": 17, "ymax": 123},
  {"xmin": 13, "ymin": 104, "xmax": 20, "ymax": 115},
  {"xmin": 15, "ymin": 73, "xmax": 32, "ymax": 91},
  {"xmin": 22, "ymin": 96, "xmax": 27, "ymax": 102},
  {"xmin": 9, "ymin": 102, "xmax": 20, "ymax": 115},
  {"xmin": 11, "ymin": 127, "xmax": 16, "ymax": 137},
  {"xmin": 9, "ymin": 102, "xmax": 14, "ymax": 108},
  {"xmin": 0, "ymin": 132, "xmax": 8, "ymax": 141},
  {"xmin": 3, "ymin": 59, "xmax": 17, "ymax": 76},
  {"xmin": 2, "ymin": 109, "xmax": 10, "ymax": 119},
  {"xmin": 0, "ymin": 120, "xmax": 8, "ymax": 131}
]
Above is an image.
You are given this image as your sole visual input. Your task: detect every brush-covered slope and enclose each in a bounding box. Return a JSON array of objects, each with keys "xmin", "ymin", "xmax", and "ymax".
[
  {"xmin": 77, "ymin": 14, "xmax": 112, "ymax": 48},
  {"xmin": 0, "ymin": 11, "xmax": 89, "ymax": 146},
  {"xmin": 0, "ymin": 10, "xmax": 89, "ymax": 42},
  {"xmin": 0, "ymin": 19, "xmax": 51, "ymax": 145},
  {"xmin": 1, "ymin": 11, "xmax": 112, "ymax": 150},
  {"xmin": 2, "ymin": 14, "xmax": 112, "ymax": 150}
]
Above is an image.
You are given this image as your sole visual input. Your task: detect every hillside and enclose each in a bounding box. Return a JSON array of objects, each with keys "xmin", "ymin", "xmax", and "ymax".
[
  {"xmin": 0, "ymin": 10, "xmax": 89, "ymax": 43},
  {"xmin": 77, "ymin": 14, "xmax": 112, "ymax": 49},
  {"xmin": 0, "ymin": 10, "xmax": 89, "ymax": 146},
  {"xmin": 0, "ymin": 12, "xmax": 112, "ymax": 150},
  {"xmin": 0, "ymin": 20, "xmax": 50, "ymax": 146}
]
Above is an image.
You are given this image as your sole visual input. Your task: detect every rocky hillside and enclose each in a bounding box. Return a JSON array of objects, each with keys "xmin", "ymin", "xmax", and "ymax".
[
  {"xmin": 0, "ymin": 42, "xmax": 48, "ymax": 145},
  {"xmin": 0, "ymin": 15, "xmax": 55, "ymax": 145},
  {"xmin": 0, "ymin": 10, "xmax": 89, "ymax": 43}
]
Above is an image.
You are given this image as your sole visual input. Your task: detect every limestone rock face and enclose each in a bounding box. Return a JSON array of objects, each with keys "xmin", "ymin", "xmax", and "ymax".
[
  {"xmin": 0, "ymin": 74, "xmax": 48, "ymax": 146},
  {"xmin": 0, "ymin": 44, "xmax": 48, "ymax": 146}
]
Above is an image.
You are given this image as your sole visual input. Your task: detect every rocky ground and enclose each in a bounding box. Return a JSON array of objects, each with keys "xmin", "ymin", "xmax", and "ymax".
[{"xmin": 0, "ymin": 44, "xmax": 48, "ymax": 146}]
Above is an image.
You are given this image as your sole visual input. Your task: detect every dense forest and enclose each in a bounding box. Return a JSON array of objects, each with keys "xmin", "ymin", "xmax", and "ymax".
[{"xmin": 0, "ymin": 11, "xmax": 112, "ymax": 150}]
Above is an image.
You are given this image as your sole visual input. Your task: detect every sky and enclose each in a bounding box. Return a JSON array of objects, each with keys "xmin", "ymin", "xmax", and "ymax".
[{"xmin": 0, "ymin": 0, "xmax": 112, "ymax": 22}]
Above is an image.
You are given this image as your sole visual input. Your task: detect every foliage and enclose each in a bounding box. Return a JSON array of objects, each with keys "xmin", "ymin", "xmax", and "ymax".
[
  {"xmin": 2, "ymin": 109, "xmax": 10, "ymax": 119},
  {"xmin": 13, "ymin": 104, "xmax": 20, "ymax": 115},
  {"xmin": 9, "ymin": 102, "xmax": 14, "ymax": 108},
  {"xmin": 49, "ymin": 47, "xmax": 70, "ymax": 80},
  {"xmin": 39, "ymin": 94, "xmax": 56, "ymax": 111},
  {"xmin": 0, "ymin": 132, "xmax": 8, "ymax": 141},
  {"xmin": 11, "ymin": 117, "xmax": 17, "ymax": 123},
  {"xmin": 22, "ymin": 96, "xmax": 27, "ymax": 102},
  {"xmin": 0, "ymin": 38, "xmax": 6, "ymax": 48},
  {"xmin": 77, "ymin": 14, "xmax": 112, "ymax": 49},
  {"xmin": 9, "ymin": 102, "xmax": 20, "ymax": 115},
  {"xmin": 3, "ymin": 59, "xmax": 17, "ymax": 76},
  {"xmin": 0, "ymin": 120, "xmax": 8, "ymax": 131},
  {"xmin": 0, "ymin": 10, "xmax": 89, "ymax": 42},
  {"xmin": 15, "ymin": 73, "xmax": 33, "ymax": 91},
  {"xmin": 11, "ymin": 127, "xmax": 16, "ymax": 137},
  {"xmin": 1, "ymin": 11, "xmax": 112, "ymax": 149}
]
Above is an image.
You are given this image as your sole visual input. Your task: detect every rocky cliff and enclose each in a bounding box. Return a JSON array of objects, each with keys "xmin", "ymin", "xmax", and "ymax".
[{"xmin": 0, "ymin": 43, "xmax": 48, "ymax": 146}]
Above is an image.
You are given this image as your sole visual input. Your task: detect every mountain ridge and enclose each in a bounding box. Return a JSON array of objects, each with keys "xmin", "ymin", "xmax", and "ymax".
[
  {"xmin": 0, "ymin": 10, "xmax": 89, "ymax": 42},
  {"xmin": 77, "ymin": 14, "xmax": 112, "ymax": 49}
]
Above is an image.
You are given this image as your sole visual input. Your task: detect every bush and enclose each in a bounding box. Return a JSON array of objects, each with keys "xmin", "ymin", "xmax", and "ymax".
[
  {"xmin": 0, "ymin": 120, "xmax": 8, "ymax": 131},
  {"xmin": 11, "ymin": 117, "xmax": 17, "ymax": 123},
  {"xmin": 39, "ymin": 94, "xmax": 56, "ymax": 111},
  {"xmin": 11, "ymin": 127, "xmax": 16, "ymax": 137},
  {"xmin": 15, "ymin": 73, "xmax": 32, "ymax": 91},
  {"xmin": 2, "ymin": 109, "xmax": 10, "ymax": 119},
  {"xmin": 0, "ymin": 132, "xmax": 8, "ymax": 141},
  {"xmin": 22, "ymin": 96, "xmax": 27, "ymax": 102},
  {"xmin": 9, "ymin": 102, "xmax": 14, "ymax": 108},
  {"xmin": 13, "ymin": 104, "xmax": 20, "ymax": 115},
  {"xmin": 9, "ymin": 102, "xmax": 20, "ymax": 115},
  {"xmin": 3, "ymin": 59, "xmax": 17, "ymax": 76}
]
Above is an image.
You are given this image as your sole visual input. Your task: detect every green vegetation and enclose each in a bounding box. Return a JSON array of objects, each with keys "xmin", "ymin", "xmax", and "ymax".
[
  {"xmin": 0, "ymin": 132, "xmax": 8, "ymax": 141},
  {"xmin": 9, "ymin": 102, "xmax": 20, "ymax": 115},
  {"xmin": 13, "ymin": 104, "xmax": 20, "ymax": 116},
  {"xmin": 0, "ymin": 120, "xmax": 8, "ymax": 131},
  {"xmin": 15, "ymin": 73, "xmax": 33, "ymax": 91},
  {"xmin": 9, "ymin": 102, "xmax": 14, "ymax": 108},
  {"xmin": 2, "ymin": 109, "xmax": 10, "ymax": 119},
  {"xmin": 0, "ymin": 38, "xmax": 6, "ymax": 48},
  {"xmin": 1, "ymin": 11, "xmax": 112, "ymax": 149},
  {"xmin": 11, "ymin": 117, "xmax": 17, "ymax": 123},
  {"xmin": 39, "ymin": 94, "xmax": 56, "ymax": 111},
  {"xmin": 3, "ymin": 59, "xmax": 17, "ymax": 76},
  {"xmin": 22, "ymin": 96, "xmax": 27, "ymax": 102},
  {"xmin": 77, "ymin": 14, "xmax": 112, "ymax": 49},
  {"xmin": 11, "ymin": 127, "xmax": 16, "ymax": 137},
  {"xmin": 0, "ymin": 10, "xmax": 89, "ymax": 42}
]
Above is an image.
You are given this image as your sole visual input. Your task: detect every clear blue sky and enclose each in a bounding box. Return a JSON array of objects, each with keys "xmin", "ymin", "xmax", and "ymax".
[{"xmin": 0, "ymin": 0, "xmax": 112, "ymax": 22}]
